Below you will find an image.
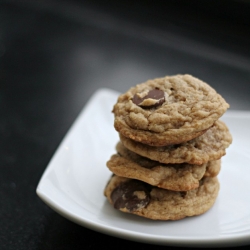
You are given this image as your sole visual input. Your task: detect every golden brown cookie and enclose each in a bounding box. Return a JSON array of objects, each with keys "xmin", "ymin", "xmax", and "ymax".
[
  {"xmin": 113, "ymin": 74, "xmax": 229, "ymax": 146},
  {"xmin": 104, "ymin": 175, "xmax": 220, "ymax": 220},
  {"xmin": 119, "ymin": 120, "xmax": 232, "ymax": 165},
  {"xmin": 106, "ymin": 142, "xmax": 221, "ymax": 191},
  {"xmin": 204, "ymin": 160, "xmax": 221, "ymax": 177}
]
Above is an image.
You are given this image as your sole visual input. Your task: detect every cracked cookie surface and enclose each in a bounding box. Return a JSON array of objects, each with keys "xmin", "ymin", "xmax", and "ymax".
[
  {"xmin": 104, "ymin": 175, "xmax": 220, "ymax": 220},
  {"xmin": 119, "ymin": 120, "xmax": 232, "ymax": 165},
  {"xmin": 106, "ymin": 142, "xmax": 220, "ymax": 191},
  {"xmin": 113, "ymin": 74, "xmax": 229, "ymax": 146}
]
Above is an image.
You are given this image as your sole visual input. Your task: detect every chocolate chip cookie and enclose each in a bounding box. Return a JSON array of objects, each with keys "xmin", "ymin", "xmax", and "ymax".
[
  {"xmin": 119, "ymin": 120, "xmax": 232, "ymax": 165},
  {"xmin": 104, "ymin": 175, "xmax": 220, "ymax": 220},
  {"xmin": 113, "ymin": 74, "xmax": 229, "ymax": 146},
  {"xmin": 106, "ymin": 142, "xmax": 221, "ymax": 191}
]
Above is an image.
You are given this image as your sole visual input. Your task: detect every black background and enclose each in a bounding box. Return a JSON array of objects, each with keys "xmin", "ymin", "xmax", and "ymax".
[{"xmin": 1, "ymin": 0, "xmax": 250, "ymax": 249}]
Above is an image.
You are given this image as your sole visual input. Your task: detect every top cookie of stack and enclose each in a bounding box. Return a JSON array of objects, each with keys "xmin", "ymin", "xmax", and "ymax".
[{"xmin": 113, "ymin": 74, "xmax": 229, "ymax": 147}]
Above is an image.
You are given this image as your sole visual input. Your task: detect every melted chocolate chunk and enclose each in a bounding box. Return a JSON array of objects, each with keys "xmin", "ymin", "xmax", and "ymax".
[
  {"xmin": 180, "ymin": 191, "xmax": 187, "ymax": 198},
  {"xmin": 132, "ymin": 89, "xmax": 165, "ymax": 108},
  {"xmin": 111, "ymin": 180, "xmax": 150, "ymax": 212}
]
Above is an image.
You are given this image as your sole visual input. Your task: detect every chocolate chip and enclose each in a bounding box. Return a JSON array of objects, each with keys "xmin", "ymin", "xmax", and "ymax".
[
  {"xmin": 180, "ymin": 191, "xmax": 187, "ymax": 198},
  {"xmin": 132, "ymin": 89, "xmax": 165, "ymax": 108},
  {"xmin": 111, "ymin": 180, "xmax": 150, "ymax": 212}
]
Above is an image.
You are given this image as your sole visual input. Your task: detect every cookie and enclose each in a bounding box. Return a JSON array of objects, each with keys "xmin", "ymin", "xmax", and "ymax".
[
  {"xmin": 113, "ymin": 74, "xmax": 229, "ymax": 146},
  {"xmin": 106, "ymin": 142, "xmax": 221, "ymax": 191},
  {"xmin": 119, "ymin": 120, "xmax": 232, "ymax": 165},
  {"xmin": 204, "ymin": 160, "xmax": 221, "ymax": 177},
  {"xmin": 104, "ymin": 175, "xmax": 220, "ymax": 220}
]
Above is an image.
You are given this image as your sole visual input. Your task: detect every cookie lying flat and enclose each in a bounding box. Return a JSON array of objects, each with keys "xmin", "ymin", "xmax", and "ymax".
[
  {"xmin": 120, "ymin": 120, "xmax": 232, "ymax": 165},
  {"xmin": 106, "ymin": 142, "xmax": 220, "ymax": 191},
  {"xmin": 113, "ymin": 74, "xmax": 229, "ymax": 146},
  {"xmin": 204, "ymin": 160, "xmax": 221, "ymax": 177},
  {"xmin": 104, "ymin": 175, "xmax": 219, "ymax": 220}
]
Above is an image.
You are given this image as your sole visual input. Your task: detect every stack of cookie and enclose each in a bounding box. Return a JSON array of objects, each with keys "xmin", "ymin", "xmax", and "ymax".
[{"xmin": 104, "ymin": 74, "xmax": 232, "ymax": 220}]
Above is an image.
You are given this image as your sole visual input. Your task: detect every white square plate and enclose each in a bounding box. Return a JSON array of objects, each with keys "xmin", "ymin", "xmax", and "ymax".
[{"xmin": 37, "ymin": 88, "xmax": 250, "ymax": 247}]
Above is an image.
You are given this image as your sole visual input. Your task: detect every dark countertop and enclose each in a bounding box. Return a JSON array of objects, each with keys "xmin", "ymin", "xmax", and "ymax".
[{"xmin": 1, "ymin": 1, "xmax": 250, "ymax": 249}]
